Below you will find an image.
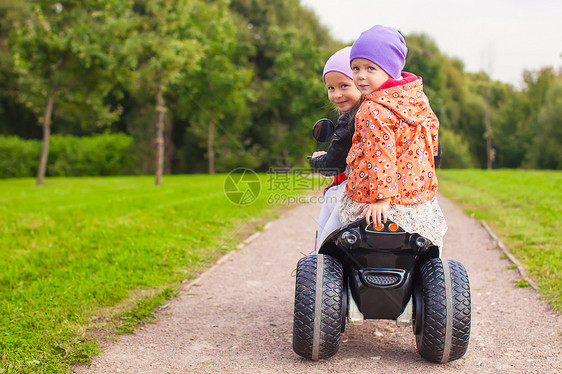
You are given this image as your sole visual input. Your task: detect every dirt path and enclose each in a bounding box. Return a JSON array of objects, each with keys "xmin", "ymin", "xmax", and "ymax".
[{"xmin": 73, "ymin": 195, "xmax": 561, "ymax": 374}]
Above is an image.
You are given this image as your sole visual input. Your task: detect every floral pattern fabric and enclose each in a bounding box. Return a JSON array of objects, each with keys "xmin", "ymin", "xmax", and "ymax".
[
  {"xmin": 345, "ymin": 72, "xmax": 439, "ymax": 205},
  {"xmin": 339, "ymin": 194, "xmax": 447, "ymax": 248}
]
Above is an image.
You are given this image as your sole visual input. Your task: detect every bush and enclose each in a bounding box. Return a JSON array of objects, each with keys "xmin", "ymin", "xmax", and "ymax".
[
  {"xmin": 0, "ymin": 136, "xmax": 41, "ymax": 178},
  {"xmin": 48, "ymin": 133, "xmax": 135, "ymax": 176},
  {"xmin": 439, "ymin": 128, "xmax": 475, "ymax": 169},
  {"xmin": 0, "ymin": 133, "xmax": 135, "ymax": 178}
]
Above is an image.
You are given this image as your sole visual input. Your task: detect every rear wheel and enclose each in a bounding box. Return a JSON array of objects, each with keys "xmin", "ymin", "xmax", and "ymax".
[
  {"xmin": 292, "ymin": 254, "xmax": 344, "ymax": 360},
  {"xmin": 414, "ymin": 258, "xmax": 471, "ymax": 363}
]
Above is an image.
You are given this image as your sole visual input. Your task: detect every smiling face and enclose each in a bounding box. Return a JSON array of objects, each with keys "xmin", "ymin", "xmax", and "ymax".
[
  {"xmin": 324, "ymin": 71, "xmax": 362, "ymax": 113},
  {"xmin": 351, "ymin": 58, "xmax": 392, "ymax": 95}
]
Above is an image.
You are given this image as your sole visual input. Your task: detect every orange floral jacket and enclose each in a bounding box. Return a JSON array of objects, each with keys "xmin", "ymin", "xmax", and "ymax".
[{"xmin": 345, "ymin": 72, "xmax": 439, "ymax": 205}]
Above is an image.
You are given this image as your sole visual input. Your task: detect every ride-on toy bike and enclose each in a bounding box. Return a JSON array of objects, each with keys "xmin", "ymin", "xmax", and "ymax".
[{"xmin": 292, "ymin": 119, "xmax": 471, "ymax": 363}]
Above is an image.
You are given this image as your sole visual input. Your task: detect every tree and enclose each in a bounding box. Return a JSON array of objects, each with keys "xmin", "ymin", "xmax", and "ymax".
[
  {"xmin": 488, "ymin": 85, "xmax": 530, "ymax": 168},
  {"xmin": 227, "ymin": 0, "xmax": 334, "ymax": 170},
  {"xmin": 490, "ymin": 67, "xmax": 559, "ymax": 169},
  {"xmin": 404, "ymin": 33, "xmax": 447, "ymax": 99},
  {"xmin": 175, "ymin": 0, "xmax": 253, "ymax": 174},
  {"xmin": 527, "ymin": 79, "xmax": 562, "ymax": 169},
  {"xmin": 0, "ymin": 0, "xmax": 38, "ymax": 138},
  {"xmin": 127, "ymin": 0, "xmax": 204, "ymax": 184},
  {"xmin": 3, "ymin": 0, "xmax": 342, "ymax": 175},
  {"xmin": 266, "ymin": 28, "xmax": 327, "ymax": 167},
  {"xmin": 404, "ymin": 33, "xmax": 479, "ymax": 169},
  {"xmin": 9, "ymin": 0, "xmax": 130, "ymax": 185},
  {"xmin": 439, "ymin": 127, "xmax": 475, "ymax": 168}
]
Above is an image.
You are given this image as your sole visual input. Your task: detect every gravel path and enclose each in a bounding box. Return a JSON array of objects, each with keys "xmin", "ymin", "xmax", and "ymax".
[{"xmin": 73, "ymin": 195, "xmax": 561, "ymax": 373}]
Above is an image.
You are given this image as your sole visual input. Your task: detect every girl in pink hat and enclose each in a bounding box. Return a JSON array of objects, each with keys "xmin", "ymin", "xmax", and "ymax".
[{"xmin": 310, "ymin": 46, "xmax": 362, "ymax": 252}]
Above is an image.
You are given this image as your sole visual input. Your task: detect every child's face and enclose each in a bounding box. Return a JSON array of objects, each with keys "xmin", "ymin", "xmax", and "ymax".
[
  {"xmin": 351, "ymin": 58, "xmax": 392, "ymax": 95},
  {"xmin": 324, "ymin": 71, "xmax": 362, "ymax": 113}
]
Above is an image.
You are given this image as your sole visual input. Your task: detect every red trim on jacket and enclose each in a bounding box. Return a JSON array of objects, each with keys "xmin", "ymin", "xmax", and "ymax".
[{"xmin": 377, "ymin": 72, "xmax": 418, "ymax": 91}]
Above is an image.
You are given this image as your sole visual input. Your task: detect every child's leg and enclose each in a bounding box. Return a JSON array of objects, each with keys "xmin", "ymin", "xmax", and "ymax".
[
  {"xmin": 316, "ymin": 206, "xmax": 343, "ymax": 252},
  {"xmin": 315, "ymin": 189, "xmax": 336, "ymax": 248},
  {"xmin": 315, "ymin": 182, "xmax": 346, "ymax": 252}
]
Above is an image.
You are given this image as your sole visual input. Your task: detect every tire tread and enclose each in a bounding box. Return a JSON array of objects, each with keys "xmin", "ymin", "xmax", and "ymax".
[
  {"xmin": 416, "ymin": 258, "xmax": 471, "ymax": 363},
  {"xmin": 293, "ymin": 255, "xmax": 344, "ymax": 360}
]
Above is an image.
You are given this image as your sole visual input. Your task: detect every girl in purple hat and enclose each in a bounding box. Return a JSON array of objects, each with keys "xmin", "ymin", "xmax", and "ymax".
[
  {"xmin": 309, "ymin": 46, "xmax": 362, "ymax": 252},
  {"xmin": 341, "ymin": 25, "xmax": 447, "ymax": 249}
]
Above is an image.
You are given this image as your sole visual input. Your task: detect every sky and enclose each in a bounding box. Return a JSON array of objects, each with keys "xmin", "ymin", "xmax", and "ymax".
[{"xmin": 300, "ymin": 0, "xmax": 562, "ymax": 88}]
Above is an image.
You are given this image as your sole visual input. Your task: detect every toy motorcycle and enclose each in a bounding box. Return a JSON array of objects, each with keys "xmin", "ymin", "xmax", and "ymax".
[{"xmin": 292, "ymin": 119, "xmax": 471, "ymax": 363}]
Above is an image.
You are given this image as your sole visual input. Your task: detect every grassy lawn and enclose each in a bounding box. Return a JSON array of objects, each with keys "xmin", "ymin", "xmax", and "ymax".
[
  {"xmin": 438, "ymin": 169, "xmax": 561, "ymax": 312},
  {"xmin": 1, "ymin": 170, "xmax": 559, "ymax": 371},
  {"xmin": 0, "ymin": 173, "xmax": 323, "ymax": 373}
]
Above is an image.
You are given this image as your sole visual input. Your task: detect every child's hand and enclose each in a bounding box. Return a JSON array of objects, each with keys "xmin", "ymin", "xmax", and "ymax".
[
  {"xmin": 364, "ymin": 198, "xmax": 391, "ymax": 227},
  {"xmin": 312, "ymin": 151, "xmax": 327, "ymax": 158}
]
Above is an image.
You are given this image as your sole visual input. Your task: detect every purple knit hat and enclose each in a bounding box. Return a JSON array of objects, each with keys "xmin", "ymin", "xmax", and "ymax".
[
  {"xmin": 350, "ymin": 25, "xmax": 407, "ymax": 79},
  {"xmin": 322, "ymin": 46, "xmax": 353, "ymax": 83}
]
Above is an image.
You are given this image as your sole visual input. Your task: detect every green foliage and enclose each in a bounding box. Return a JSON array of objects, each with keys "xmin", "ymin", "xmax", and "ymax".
[
  {"xmin": 0, "ymin": 1, "xmax": 39, "ymax": 137},
  {"xmin": 456, "ymin": 84, "xmax": 488, "ymax": 167},
  {"xmin": 265, "ymin": 28, "xmax": 327, "ymax": 168},
  {"xmin": 0, "ymin": 136, "xmax": 40, "ymax": 178},
  {"xmin": 438, "ymin": 128, "xmax": 475, "ymax": 168},
  {"xmin": 7, "ymin": 0, "xmax": 138, "ymax": 184},
  {"xmin": 404, "ymin": 33, "xmax": 446, "ymax": 99},
  {"xmin": 404, "ymin": 34, "xmax": 562, "ymax": 170},
  {"xmin": 175, "ymin": 0, "xmax": 255, "ymax": 173},
  {"xmin": 8, "ymin": 0, "xmax": 129, "ymax": 127},
  {"xmin": 47, "ymin": 133, "xmax": 135, "ymax": 176},
  {"xmin": 1, "ymin": 1, "xmax": 560, "ymax": 172},
  {"xmin": 527, "ymin": 80, "xmax": 562, "ymax": 169},
  {"xmin": 485, "ymin": 68, "xmax": 561, "ymax": 169},
  {"xmin": 0, "ymin": 174, "xmax": 312, "ymax": 371},
  {"xmin": 491, "ymin": 87, "xmax": 533, "ymax": 168},
  {"xmin": 404, "ymin": 34, "xmax": 480, "ymax": 169},
  {"xmin": 128, "ymin": 0, "xmax": 203, "ymax": 90},
  {"xmin": 0, "ymin": 133, "xmax": 135, "ymax": 178},
  {"xmin": 225, "ymin": 0, "xmax": 334, "ymax": 171},
  {"xmin": 439, "ymin": 169, "xmax": 562, "ymax": 311}
]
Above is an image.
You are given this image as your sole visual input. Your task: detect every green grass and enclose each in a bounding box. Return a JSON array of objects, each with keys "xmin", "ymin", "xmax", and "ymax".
[
  {"xmin": 438, "ymin": 169, "xmax": 561, "ymax": 311},
  {"xmin": 0, "ymin": 174, "xmax": 324, "ymax": 373},
  {"xmin": 4, "ymin": 170, "xmax": 559, "ymax": 371}
]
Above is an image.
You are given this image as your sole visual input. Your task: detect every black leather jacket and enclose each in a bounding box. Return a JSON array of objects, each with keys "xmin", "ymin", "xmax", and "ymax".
[{"xmin": 309, "ymin": 112, "xmax": 355, "ymax": 176}]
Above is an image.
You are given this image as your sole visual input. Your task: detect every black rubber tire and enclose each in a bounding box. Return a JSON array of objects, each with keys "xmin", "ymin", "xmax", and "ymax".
[
  {"xmin": 292, "ymin": 254, "xmax": 344, "ymax": 360},
  {"xmin": 414, "ymin": 258, "xmax": 471, "ymax": 363}
]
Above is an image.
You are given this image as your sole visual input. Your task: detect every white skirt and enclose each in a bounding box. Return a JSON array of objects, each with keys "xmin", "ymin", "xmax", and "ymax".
[{"xmin": 339, "ymin": 194, "xmax": 448, "ymax": 248}]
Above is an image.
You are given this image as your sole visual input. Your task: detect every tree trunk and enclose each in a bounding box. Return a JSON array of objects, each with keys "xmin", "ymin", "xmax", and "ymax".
[
  {"xmin": 485, "ymin": 85, "xmax": 493, "ymax": 170},
  {"xmin": 208, "ymin": 113, "xmax": 215, "ymax": 174},
  {"xmin": 36, "ymin": 88, "xmax": 56, "ymax": 186},
  {"xmin": 155, "ymin": 83, "xmax": 166, "ymax": 186},
  {"xmin": 207, "ymin": 81, "xmax": 215, "ymax": 175}
]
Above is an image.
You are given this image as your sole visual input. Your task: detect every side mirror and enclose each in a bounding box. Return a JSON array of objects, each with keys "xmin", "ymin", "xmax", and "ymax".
[{"xmin": 312, "ymin": 118, "xmax": 335, "ymax": 143}]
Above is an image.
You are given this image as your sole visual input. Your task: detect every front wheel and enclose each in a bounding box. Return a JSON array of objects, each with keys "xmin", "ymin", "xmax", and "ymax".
[
  {"xmin": 413, "ymin": 258, "xmax": 471, "ymax": 363},
  {"xmin": 292, "ymin": 254, "xmax": 344, "ymax": 360}
]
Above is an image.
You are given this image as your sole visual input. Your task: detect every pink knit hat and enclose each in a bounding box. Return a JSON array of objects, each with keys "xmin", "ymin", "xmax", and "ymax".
[
  {"xmin": 322, "ymin": 46, "xmax": 353, "ymax": 83},
  {"xmin": 350, "ymin": 25, "xmax": 407, "ymax": 79}
]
